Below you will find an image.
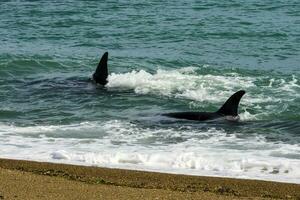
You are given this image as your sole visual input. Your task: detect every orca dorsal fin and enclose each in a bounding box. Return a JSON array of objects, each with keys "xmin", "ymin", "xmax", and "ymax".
[
  {"xmin": 93, "ymin": 52, "xmax": 108, "ymax": 85},
  {"xmin": 217, "ymin": 90, "xmax": 246, "ymax": 116}
]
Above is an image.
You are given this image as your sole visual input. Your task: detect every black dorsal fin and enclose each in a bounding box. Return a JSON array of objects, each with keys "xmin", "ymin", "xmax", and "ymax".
[
  {"xmin": 93, "ymin": 52, "xmax": 108, "ymax": 85},
  {"xmin": 217, "ymin": 90, "xmax": 246, "ymax": 116}
]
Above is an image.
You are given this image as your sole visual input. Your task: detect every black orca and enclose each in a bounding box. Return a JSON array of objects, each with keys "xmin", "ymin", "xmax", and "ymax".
[
  {"xmin": 93, "ymin": 52, "xmax": 109, "ymax": 85},
  {"xmin": 163, "ymin": 90, "xmax": 246, "ymax": 121}
]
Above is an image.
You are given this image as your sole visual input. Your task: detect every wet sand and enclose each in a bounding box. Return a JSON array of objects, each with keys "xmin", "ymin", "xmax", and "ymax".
[{"xmin": 0, "ymin": 158, "xmax": 299, "ymax": 199}]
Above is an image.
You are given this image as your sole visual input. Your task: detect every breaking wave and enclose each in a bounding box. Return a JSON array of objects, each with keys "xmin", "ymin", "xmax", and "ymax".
[{"xmin": 0, "ymin": 120, "xmax": 299, "ymax": 183}]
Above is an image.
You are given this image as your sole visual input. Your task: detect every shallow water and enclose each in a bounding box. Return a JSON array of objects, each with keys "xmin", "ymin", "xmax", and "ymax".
[{"xmin": 0, "ymin": 1, "xmax": 299, "ymax": 183}]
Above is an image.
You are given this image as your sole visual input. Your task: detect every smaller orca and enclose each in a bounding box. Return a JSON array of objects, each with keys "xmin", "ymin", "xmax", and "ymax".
[
  {"xmin": 163, "ymin": 90, "xmax": 246, "ymax": 121},
  {"xmin": 92, "ymin": 52, "xmax": 109, "ymax": 85}
]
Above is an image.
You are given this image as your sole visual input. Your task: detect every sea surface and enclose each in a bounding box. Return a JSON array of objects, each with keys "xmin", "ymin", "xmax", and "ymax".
[{"xmin": 0, "ymin": 1, "xmax": 300, "ymax": 183}]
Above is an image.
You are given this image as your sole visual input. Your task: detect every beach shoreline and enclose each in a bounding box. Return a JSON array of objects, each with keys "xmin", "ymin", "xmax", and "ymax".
[{"xmin": 0, "ymin": 158, "xmax": 299, "ymax": 199}]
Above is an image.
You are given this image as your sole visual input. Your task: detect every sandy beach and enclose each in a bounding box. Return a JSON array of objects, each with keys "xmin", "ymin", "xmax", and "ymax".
[{"xmin": 0, "ymin": 158, "xmax": 299, "ymax": 199}]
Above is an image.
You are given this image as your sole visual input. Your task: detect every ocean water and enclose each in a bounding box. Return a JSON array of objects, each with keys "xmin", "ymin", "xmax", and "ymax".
[{"xmin": 0, "ymin": 1, "xmax": 300, "ymax": 183}]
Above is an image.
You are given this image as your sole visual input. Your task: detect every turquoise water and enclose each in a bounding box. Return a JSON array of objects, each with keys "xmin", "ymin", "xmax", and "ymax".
[{"xmin": 0, "ymin": 1, "xmax": 300, "ymax": 183}]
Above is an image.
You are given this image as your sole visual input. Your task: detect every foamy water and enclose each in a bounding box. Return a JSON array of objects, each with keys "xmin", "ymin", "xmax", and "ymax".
[
  {"xmin": 0, "ymin": 120, "xmax": 300, "ymax": 183},
  {"xmin": 107, "ymin": 67, "xmax": 299, "ymax": 121},
  {"xmin": 0, "ymin": 66, "xmax": 299, "ymax": 184}
]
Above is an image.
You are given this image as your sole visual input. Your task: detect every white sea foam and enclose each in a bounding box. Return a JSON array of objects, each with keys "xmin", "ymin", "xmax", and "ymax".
[
  {"xmin": 106, "ymin": 68, "xmax": 251, "ymax": 101},
  {"xmin": 0, "ymin": 120, "xmax": 300, "ymax": 183},
  {"xmin": 278, "ymin": 75, "xmax": 300, "ymax": 96},
  {"xmin": 106, "ymin": 68, "xmax": 255, "ymax": 103},
  {"xmin": 105, "ymin": 68, "xmax": 299, "ymax": 121}
]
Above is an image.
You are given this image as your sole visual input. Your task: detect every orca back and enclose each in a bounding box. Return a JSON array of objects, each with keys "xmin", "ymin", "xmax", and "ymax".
[
  {"xmin": 217, "ymin": 90, "xmax": 246, "ymax": 116},
  {"xmin": 164, "ymin": 112, "xmax": 218, "ymax": 121},
  {"xmin": 93, "ymin": 52, "xmax": 108, "ymax": 85}
]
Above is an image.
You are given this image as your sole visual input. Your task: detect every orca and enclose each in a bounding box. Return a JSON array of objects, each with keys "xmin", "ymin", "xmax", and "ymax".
[
  {"xmin": 92, "ymin": 52, "xmax": 109, "ymax": 85},
  {"xmin": 163, "ymin": 90, "xmax": 246, "ymax": 121}
]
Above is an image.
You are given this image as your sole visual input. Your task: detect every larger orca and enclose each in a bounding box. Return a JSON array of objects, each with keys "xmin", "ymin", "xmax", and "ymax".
[
  {"xmin": 163, "ymin": 90, "xmax": 246, "ymax": 121},
  {"xmin": 92, "ymin": 52, "xmax": 109, "ymax": 85}
]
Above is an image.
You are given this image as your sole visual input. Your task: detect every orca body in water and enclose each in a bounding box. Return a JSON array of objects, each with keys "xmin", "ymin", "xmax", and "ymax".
[
  {"xmin": 92, "ymin": 52, "xmax": 109, "ymax": 85},
  {"xmin": 164, "ymin": 90, "xmax": 246, "ymax": 122}
]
